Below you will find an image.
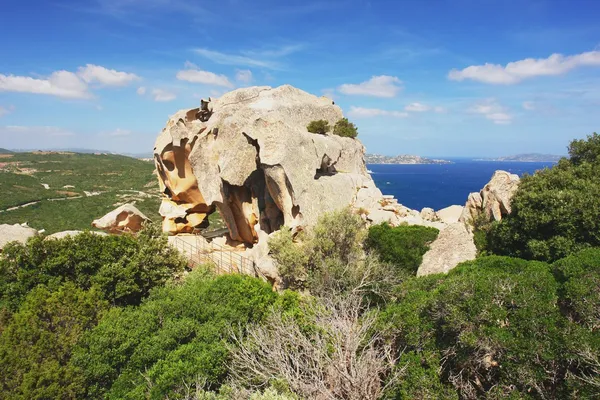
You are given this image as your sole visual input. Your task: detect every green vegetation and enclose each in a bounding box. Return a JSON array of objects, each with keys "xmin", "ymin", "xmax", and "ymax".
[
  {"xmin": 0, "ymin": 152, "xmax": 161, "ymax": 233},
  {"xmin": 306, "ymin": 119, "xmax": 330, "ymax": 135},
  {"xmin": 365, "ymin": 223, "xmax": 439, "ymax": 275},
  {"xmin": 485, "ymin": 132, "xmax": 600, "ymax": 262},
  {"xmin": 333, "ymin": 118, "xmax": 358, "ymax": 138}
]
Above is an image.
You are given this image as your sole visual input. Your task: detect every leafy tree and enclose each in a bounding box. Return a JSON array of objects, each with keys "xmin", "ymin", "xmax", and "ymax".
[
  {"xmin": 333, "ymin": 118, "xmax": 358, "ymax": 138},
  {"xmin": 0, "ymin": 224, "xmax": 186, "ymax": 312},
  {"xmin": 72, "ymin": 271, "xmax": 277, "ymax": 399},
  {"xmin": 486, "ymin": 133, "xmax": 600, "ymax": 262},
  {"xmin": 0, "ymin": 283, "xmax": 108, "ymax": 399},
  {"xmin": 306, "ymin": 120, "xmax": 330, "ymax": 135},
  {"xmin": 365, "ymin": 223, "xmax": 439, "ymax": 275}
]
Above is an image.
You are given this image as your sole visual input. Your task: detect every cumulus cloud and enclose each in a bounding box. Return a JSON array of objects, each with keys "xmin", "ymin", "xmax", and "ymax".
[
  {"xmin": 348, "ymin": 106, "xmax": 408, "ymax": 118},
  {"xmin": 77, "ymin": 64, "xmax": 139, "ymax": 86},
  {"xmin": 338, "ymin": 76, "xmax": 403, "ymax": 98},
  {"xmin": 235, "ymin": 69, "xmax": 253, "ymax": 84},
  {"xmin": 152, "ymin": 88, "xmax": 176, "ymax": 102},
  {"xmin": 468, "ymin": 99, "xmax": 512, "ymax": 124},
  {"xmin": 448, "ymin": 50, "xmax": 600, "ymax": 84},
  {"xmin": 0, "ymin": 64, "xmax": 139, "ymax": 99},
  {"xmin": 136, "ymin": 86, "xmax": 146, "ymax": 95},
  {"xmin": 0, "ymin": 71, "xmax": 91, "ymax": 99},
  {"xmin": 176, "ymin": 64, "xmax": 233, "ymax": 88},
  {"xmin": 404, "ymin": 102, "xmax": 431, "ymax": 112}
]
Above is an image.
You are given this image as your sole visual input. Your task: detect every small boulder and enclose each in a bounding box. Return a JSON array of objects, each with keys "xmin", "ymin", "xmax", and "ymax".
[
  {"xmin": 92, "ymin": 204, "xmax": 150, "ymax": 234},
  {"xmin": 0, "ymin": 223, "xmax": 38, "ymax": 249},
  {"xmin": 420, "ymin": 207, "xmax": 437, "ymax": 221}
]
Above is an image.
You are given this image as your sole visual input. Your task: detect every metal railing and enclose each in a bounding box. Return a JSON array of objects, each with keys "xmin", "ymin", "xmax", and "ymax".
[{"xmin": 171, "ymin": 235, "xmax": 259, "ymax": 277}]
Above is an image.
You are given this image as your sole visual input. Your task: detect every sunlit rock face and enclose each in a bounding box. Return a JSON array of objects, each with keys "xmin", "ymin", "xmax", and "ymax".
[{"xmin": 153, "ymin": 85, "xmax": 383, "ymax": 244}]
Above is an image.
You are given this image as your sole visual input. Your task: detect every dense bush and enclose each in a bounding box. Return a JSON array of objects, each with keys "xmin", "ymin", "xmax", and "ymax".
[
  {"xmin": 269, "ymin": 209, "xmax": 398, "ymax": 300},
  {"xmin": 0, "ymin": 224, "xmax": 186, "ymax": 312},
  {"xmin": 306, "ymin": 119, "xmax": 330, "ymax": 135},
  {"xmin": 73, "ymin": 272, "xmax": 277, "ymax": 399},
  {"xmin": 0, "ymin": 283, "xmax": 108, "ymax": 399},
  {"xmin": 378, "ymin": 254, "xmax": 600, "ymax": 399},
  {"xmin": 486, "ymin": 133, "xmax": 600, "ymax": 262},
  {"xmin": 333, "ymin": 118, "xmax": 358, "ymax": 138},
  {"xmin": 365, "ymin": 223, "xmax": 439, "ymax": 275}
]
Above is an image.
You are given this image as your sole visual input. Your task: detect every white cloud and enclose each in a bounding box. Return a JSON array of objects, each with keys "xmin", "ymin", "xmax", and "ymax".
[
  {"xmin": 0, "ymin": 71, "xmax": 90, "ymax": 99},
  {"xmin": 77, "ymin": 64, "xmax": 139, "ymax": 86},
  {"xmin": 348, "ymin": 106, "xmax": 409, "ymax": 118},
  {"xmin": 194, "ymin": 48, "xmax": 279, "ymax": 69},
  {"xmin": 106, "ymin": 128, "xmax": 132, "ymax": 137},
  {"xmin": 434, "ymin": 106, "xmax": 447, "ymax": 113},
  {"xmin": 0, "ymin": 105, "xmax": 14, "ymax": 117},
  {"xmin": 522, "ymin": 101, "xmax": 536, "ymax": 110},
  {"xmin": 176, "ymin": 66, "xmax": 233, "ymax": 88},
  {"xmin": 152, "ymin": 88, "xmax": 176, "ymax": 102},
  {"xmin": 2, "ymin": 125, "xmax": 75, "ymax": 137},
  {"xmin": 405, "ymin": 102, "xmax": 431, "ymax": 112},
  {"xmin": 0, "ymin": 64, "xmax": 139, "ymax": 99},
  {"xmin": 468, "ymin": 99, "xmax": 512, "ymax": 124},
  {"xmin": 448, "ymin": 50, "xmax": 600, "ymax": 84},
  {"xmin": 235, "ymin": 69, "xmax": 253, "ymax": 84},
  {"xmin": 137, "ymin": 86, "xmax": 146, "ymax": 95},
  {"xmin": 338, "ymin": 76, "xmax": 403, "ymax": 98}
]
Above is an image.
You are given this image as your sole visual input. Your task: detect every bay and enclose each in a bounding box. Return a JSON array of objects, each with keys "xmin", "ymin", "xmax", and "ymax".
[{"xmin": 367, "ymin": 160, "xmax": 556, "ymax": 211}]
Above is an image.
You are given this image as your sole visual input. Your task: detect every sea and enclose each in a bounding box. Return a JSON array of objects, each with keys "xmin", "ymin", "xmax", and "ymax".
[{"xmin": 367, "ymin": 159, "xmax": 556, "ymax": 211}]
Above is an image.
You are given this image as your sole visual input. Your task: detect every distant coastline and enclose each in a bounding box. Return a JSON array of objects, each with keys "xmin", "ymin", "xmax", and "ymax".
[
  {"xmin": 474, "ymin": 153, "xmax": 563, "ymax": 163},
  {"xmin": 366, "ymin": 154, "xmax": 452, "ymax": 165}
]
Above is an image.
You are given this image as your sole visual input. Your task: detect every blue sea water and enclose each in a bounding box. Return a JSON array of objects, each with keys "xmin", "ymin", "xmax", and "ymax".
[{"xmin": 367, "ymin": 160, "xmax": 556, "ymax": 211}]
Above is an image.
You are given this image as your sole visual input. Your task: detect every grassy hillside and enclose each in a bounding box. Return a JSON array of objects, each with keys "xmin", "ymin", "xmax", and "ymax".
[{"xmin": 0, "ymin": 152, "xmax": 161, "ymax": 233}]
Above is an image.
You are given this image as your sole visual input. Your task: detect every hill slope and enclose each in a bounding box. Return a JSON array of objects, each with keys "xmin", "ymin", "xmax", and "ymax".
[{"xmin": 0, "ymin": 152, "xmax": 161, "ymax": 233}]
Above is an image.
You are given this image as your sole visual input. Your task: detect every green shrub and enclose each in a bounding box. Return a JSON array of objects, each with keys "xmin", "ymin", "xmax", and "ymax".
[
  {"xmin": 0, "ymin": 224, "xmax": 186, "ymax": 312},
  {"xmin": 72, "ymin": 272, "xmax": 277, "ymax": 399},
  {"xmin": 379, "ymin": 256, "xmax": 568, "ymax": 399},
  {"xmin": 365, "ymin": 223, "xmax": 439, "ymax": 275},
  {"xmin": 0, "ymin": 283, "xmax": 108, "ymax": 399},
  {"xmin": 268, "ymin": 209, "xmax": 397, "ymax": 300},
  {"xmin": 486, "ymin": 133, "xmax": 600, "ymax": 262},
  {"xmin": 333, "ymin": 118, "xmax": 358, "ymax": 138},
  {"xmin": 306, "ymin": 120, "xmax": 330, "ymax": 135}
]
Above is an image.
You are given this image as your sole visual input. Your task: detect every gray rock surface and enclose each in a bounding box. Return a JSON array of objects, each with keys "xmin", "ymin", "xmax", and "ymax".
[
  {"xmin": 417, "ymin": 222, "xmax": 477, "ymax": 276},
  {"xmin": 0, "ymin": 224, "xmax": 38, "ymax": 249}
]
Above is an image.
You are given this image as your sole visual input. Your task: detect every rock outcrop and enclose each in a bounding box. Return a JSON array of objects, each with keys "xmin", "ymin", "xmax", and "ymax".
[
  {"xmin": 0, "ymin": 223, "xmax": 37, "ymax": 249},
  {"xmin": 460, "ymin": 170, "xmax": 520, "ymax": 230},
  {"xmin": 154, "ymin": 85, "xmax": 384, "ymax": 243},
  {"xmin": 417, "ymin": 222, "xmax": 477, "ymax": 276},
  {"xmin": 92, "ymin": 204, "xmax": 150, "ymax": 234}
]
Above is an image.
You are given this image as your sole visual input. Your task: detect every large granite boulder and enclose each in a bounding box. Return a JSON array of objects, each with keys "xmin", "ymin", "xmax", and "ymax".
[
  {"xmin": 460, "ymin": 170, "xmax": 520, "ymax": 230},
  {"xmin": 92, "ymin": 204, "xmax": 150, "ymax": 234},
  {"xmin": 153, "ymin": 85, "xmax": 383, "ymax": 243},
  {"xmin": 417, "ymin": 222, "xmax": 477, "ymax": 276},
  {"xmin": 0, "ymin": 223, "xmax": 37, "ymax": 249}
]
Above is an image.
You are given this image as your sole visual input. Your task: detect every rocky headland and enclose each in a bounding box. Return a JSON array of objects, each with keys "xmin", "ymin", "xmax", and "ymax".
[{"xmin": 365, "ymin": 153, "xmax": 452, "ymax": 164}]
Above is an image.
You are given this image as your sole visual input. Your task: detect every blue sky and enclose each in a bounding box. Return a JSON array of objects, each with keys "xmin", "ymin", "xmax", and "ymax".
[{"xmin": 0, "ymin": 0, "xmax": 599, "ymax": 157}]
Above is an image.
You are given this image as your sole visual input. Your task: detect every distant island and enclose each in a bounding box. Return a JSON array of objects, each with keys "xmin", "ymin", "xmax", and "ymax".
[
  {"xmin": 366, "ymin": 153, "xmax": 452, "ymax": 164},
  {"xmin": 476, "ymin": 153, "xmax": 564, "ymax": 162}
]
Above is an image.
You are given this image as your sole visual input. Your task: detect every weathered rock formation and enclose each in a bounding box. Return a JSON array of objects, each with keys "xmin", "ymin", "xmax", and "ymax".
[
  {"xmin": 460, "ymin": 170, "xmax": 520, "ymax": 230},
  {"xmin": 0, "ymin": 223, "xmax": 37, "ymax": 249},
  {"xmin": 417, "ymin": 222, "xmax": 477, "ymax": 276},
  {"xmin": 92, "ymin": 204, "xmax": 150, "ymax": 234},
  {"xmin": 154, "ymin": 85, "xmax": 383, "ymax": 243}
]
